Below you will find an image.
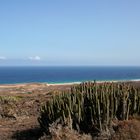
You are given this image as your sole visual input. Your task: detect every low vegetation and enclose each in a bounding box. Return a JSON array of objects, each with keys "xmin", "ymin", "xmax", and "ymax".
[
  {"xmin": 0, "ymin": 95, "xmax": 22, "ymax": 103},
  {"xmin": 38, "ymin": 82, "xmax": 140, "ymax": 139}
]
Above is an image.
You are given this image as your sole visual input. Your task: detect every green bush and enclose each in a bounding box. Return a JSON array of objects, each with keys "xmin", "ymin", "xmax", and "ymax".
[{"xmin": 38, "ymin": 82, "xmax": 140, "ymax": 135}]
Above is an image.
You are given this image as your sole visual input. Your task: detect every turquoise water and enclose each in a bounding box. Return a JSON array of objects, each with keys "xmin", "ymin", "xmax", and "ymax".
[{"xmin": 0, "ymin": 66, "xmax": 140, "ymax": 84}]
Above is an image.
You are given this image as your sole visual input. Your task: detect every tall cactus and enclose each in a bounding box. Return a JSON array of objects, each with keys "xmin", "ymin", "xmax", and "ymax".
[{"xmin": 38, "ymin": 81, "xmax": 140, "ymax": 136}]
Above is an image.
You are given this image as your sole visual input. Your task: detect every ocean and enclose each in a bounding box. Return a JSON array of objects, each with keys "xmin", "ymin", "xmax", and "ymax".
[{"xmin": 0, "ymin": 66, "xmax": 140, "ymax": 84}]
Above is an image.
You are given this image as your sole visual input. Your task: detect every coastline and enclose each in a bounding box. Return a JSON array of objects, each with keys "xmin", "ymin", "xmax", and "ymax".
[{"xmin": 0, "ymin": 79, "xmax": 140, "ymax": 87}]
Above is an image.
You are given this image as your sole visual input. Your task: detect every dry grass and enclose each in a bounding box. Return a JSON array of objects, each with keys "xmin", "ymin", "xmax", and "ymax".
[
  {"xmin": 111, "ymin": 119, "xmax": 140, "ymax": 140},
  {"xmin": 39, "ymin": 118, "xmax": 140, "ymax": 140},
  {"xmin": 39, "ymin": 119, "xmax": 92, "ymax": 140}
]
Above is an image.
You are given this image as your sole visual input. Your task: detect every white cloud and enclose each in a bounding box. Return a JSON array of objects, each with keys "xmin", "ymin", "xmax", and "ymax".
[
  {"xmin": 28, "ymin": 56, "xmax": 41, "ymax": 61},
  {"xmin": 0, "ymin": 56, "xmax": 6, "ymax": 60}
]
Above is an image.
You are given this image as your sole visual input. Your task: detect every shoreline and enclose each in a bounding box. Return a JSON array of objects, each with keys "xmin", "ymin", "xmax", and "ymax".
[{"xmin": 0, "ymin": 79, "xmax": 140, "ymax": 87}]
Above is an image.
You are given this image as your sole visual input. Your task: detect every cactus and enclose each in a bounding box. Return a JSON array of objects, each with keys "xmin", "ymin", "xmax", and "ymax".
[{"xmin": 38, "ymin": 82, "xmax": 140, "ymax": 135}]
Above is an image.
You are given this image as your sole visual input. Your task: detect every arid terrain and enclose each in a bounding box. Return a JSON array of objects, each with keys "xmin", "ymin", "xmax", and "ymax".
[
  {"xmin": 0, "ymin": 81, "xmax": 140, "ymax": 140},
  {"xmin": 0, "ymin": 83, "xmax": 71, "ymax": 140}
]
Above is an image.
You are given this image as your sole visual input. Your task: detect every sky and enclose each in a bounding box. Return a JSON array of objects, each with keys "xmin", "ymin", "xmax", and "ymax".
[{"xmin": 0, "ymin": 0, "xmax": 140, "ymax": 66}]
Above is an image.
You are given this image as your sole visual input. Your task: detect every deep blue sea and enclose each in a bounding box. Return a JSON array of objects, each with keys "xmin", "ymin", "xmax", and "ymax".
[{"xmin": 0, "ymin": 66, "xmax": 140, "ymax": 84}]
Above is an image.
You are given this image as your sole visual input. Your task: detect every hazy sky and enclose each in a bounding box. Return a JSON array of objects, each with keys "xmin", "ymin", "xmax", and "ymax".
[{"xmin": 0, "ymin": 0, "xmax": 140, "ymax": 66}]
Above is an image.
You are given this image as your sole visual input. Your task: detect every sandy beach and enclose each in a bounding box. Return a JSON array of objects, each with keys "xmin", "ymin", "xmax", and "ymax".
[{"xmin": 0, "ymin": 79, "xmax": 139, "ymax": 88}]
